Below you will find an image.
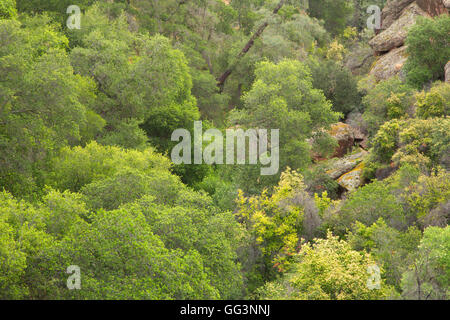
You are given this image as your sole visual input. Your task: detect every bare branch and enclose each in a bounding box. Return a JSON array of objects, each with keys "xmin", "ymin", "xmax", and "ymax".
[{"xmin": 216, "ymin": 0, "xmax": 285, "ymax": 91}]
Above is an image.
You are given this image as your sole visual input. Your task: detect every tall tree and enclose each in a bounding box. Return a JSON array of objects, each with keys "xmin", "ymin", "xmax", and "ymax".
[{"xmin": 216, "ymin": 0, "xmax": 285, "ymax": 91}]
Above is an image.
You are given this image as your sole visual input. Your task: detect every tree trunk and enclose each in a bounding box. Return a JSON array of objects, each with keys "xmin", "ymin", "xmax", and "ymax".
[{"xmin": 216, "ymin": 0, "xmax": 285, "ymax": 91}]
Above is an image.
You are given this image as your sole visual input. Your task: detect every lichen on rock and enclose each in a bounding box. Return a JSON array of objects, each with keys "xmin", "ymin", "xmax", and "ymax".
[
  {"xmin": 337, "ymin": 162, "xmax": 366, "ymax": 192},
  {"xmin": 326, "ymin": 150, "xmax": 369, "ymax": 180},
  {"xmin": 369, "ymin": 46, "xmax": 408, "ymax": 81},
  {"xmin": 370, "ymin": 2, "xmax": 428, "ymax": 53}
]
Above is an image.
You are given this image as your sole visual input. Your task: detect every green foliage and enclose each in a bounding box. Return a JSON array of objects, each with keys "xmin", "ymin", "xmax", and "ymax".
[
  {"xmin": 257, "ymin": 231, "xmax": 395, "ymax": 300},
  {"xmin": 68, "ymin": 5, "xmax": 206, "ymax": 184},
  {"xmin": 403, "ymin": 169, "xmax": 450, "ymax": 224},
  {"xmin": 240, "ymin": 59, "xmax": 340, "ymax": 126},
  {"xmin": 351, "ymin": 0, "xmax": 387, "ymax": 31},
  {"xmin": 47, "ymin": 141, "xmax": 173, "ymax": 193},
  {"xmin": 328, "ymin": 163, "xmax": 449, "ymax": 240},
  {"xmin": 415, "ymin": 82, "xmax": 450, "ymax": 119},
  {"xmin": 124, "ymin": 195, "xmax": 245, "ymax": 299},
  {"xmin": 228, "ymin": 59, "xmax": 340, "ymax": 192},
  {"xmin": 304, "ymin": 165, "xmax": 340, "ymax": 199},
  {"xmin": 47, "ymin": 207, "xmax": 220, "ymax": 299},
  {"xmin": 0, "ymin": 17, "xmax": 102, "ymax": 198},
  {"xmin": 308, "ymin": 0, "xmax": 354, "ymax": 36},
  {"xmin": 195, "ymin": 169, "xmax": 239, "ymax": 211},
  {"xmin": 70, "ymin": 6, "xmax": 197, "ymax": 125},
  {"xmin": 40, "ymin": 188, "xmax": 88, "ymax": 238},
  {"xmin": 401, "ymin": 226, "xmax": 450, "ymax": 300},
  {"xmin": 16, "ymin": 0, "xmax": 93, "ymax": 14},
  {"xmin": 97, "ymin": 119, "xmax": 147, "ymax": 149},
  {"xmin": 236, "ymin": 168, "xmax": 321, "ymax": 291},
  {"xmin": 362, "ymin": 77, "xmax": 416, "ymax": 136},
  {"xmin": 405, "ymin": 15, "xmax": 450, "ymax": 88},
  {"xmin": 348, "ymin": 218, "xmax": 422, "ymax": 290},
  {"xmin": 0, "ymin": 0, "xmax": 17, "ymax": 18},
  {"xmin": 0, "ymin": 203, "xmax": 28, "ymax": 298},
  {"xmin": 0, "ymin": 140, "xmax": 245, "ymax": 299},
  {"xmin": 306, "ymin": 56, "xmax": 361, "ymax": 116},
  {"xmin": 331, "ymin": 180, "xmax": 406, "ymax": 235},
  {"xmin": 369, "ymin": 118, "xmax": 450, "ymax": 170},
  {"xmin": 80, "ymin": 168, "xmax": 177, "ymax": 211},
  {"xmin": 1, "ymin": 0, "xmax": 448, "ymax": 301}
]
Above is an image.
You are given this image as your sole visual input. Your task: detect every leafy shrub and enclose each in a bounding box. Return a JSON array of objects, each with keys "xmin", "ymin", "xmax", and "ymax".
[
  {"xmin": 304, "ymin": 165, "xmax": 340, "ymax": 199},
  {"xmin": 257, "ymin": 231, "xmax": 396, "ymax": 300},
  {"xmin": 0, "ymin": 0, "xmax": 16, "ymax": 18},
  {"xmin": 415, "ymin": 82, "xmax": 450, "ymax": 119},
  {"xmin": 308, "ymin": 0, "xmax": 353, "ymax": 36},
  {"xmin": 404, "ymin": 15, "xmax": 450, "ymax": 88},
  {"xmin": 348, "ymin": 218, "xmax": 422, "ymax": 290},
  {"xmin": 306, "ymin": 57, "xmax": 361, "ymax": 116},
  {"xmin": 362, "ymin": 77, "xmax": 416, "ymax": 136},
  {"xmin": 369, "ymin": 118, "xmax": 450, "ymax": 170},
  {"xmin": 235, "ymin": 168, "xmax": 321, "ymax": 291},
  {"xmin": 401, "ymin": 226, "xmax": 450, "ymax": 300},
  {"xmin": 330, "ymin": 180, "xmax": 406, "ymax": 234}
]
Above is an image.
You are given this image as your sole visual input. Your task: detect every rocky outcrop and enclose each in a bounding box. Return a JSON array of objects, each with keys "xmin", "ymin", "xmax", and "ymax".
[
  {"xmin": 310, "ymin": 121, "xmax": 368, "ymax": 163},
  {"xmin": 326, "ymin": 150, "xmax": 368, "ymax": 180},
  {"xmin": 379, "ymin": 0, "xmax": 416, "ymax": 31},
  {"xmin": 445, "ymin": 61, "xmax": 450, "ymax": 83},
  {"xmin": 370, "ymin": 3, "xmax": 428, "ymax": 53},
  {"xmin": 337, "ymin": 162, "xmax": 366, "ymax": 192},
  {"xmin": 369, "ymin": 0, "xmax": 448, "ymax": 82},
  {"xmin": 380, "ymin": 0, "xmax": 448, "ymax": 31},
  {"xmin": 345, "ymin": 111, "xmax": 369, "ymax": 149},
  {"xmin": 369, "ymin": 46, "xmax": 408, "ymax": 81},
  {"xmin": 416, "ymin": 0, "xmax": 448, "ymax": 15},
  {"xmin": 329, "ymin": 123, "xmax": 355, "ymax": 158}
]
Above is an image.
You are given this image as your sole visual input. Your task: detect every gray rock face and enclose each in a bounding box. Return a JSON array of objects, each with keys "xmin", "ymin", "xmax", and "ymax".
[
  {"xmin": 380, "ymin": 0, "xmax": 416, "ymax": 31},
  {"xmin": 337, "ymin": 162, "xmax": 366, "ymax": 192},
  {"xmin": 368, "ymin": 0, "xmax": 448, "ymax": 82},
  {"xmin": 416, "ymin": 0, "xmax": 449, "ymax": 15},
  {"xmin": 380, "ymin": 0, "xmax": 448, "ymax": 32},
  {"xmin": 370, "ymin": 2, "xmax": 428, "ymax": 52},
  {"xmin": 345, "ymin": 112, "xmax": 369, "ymax": 149},
  {"xmin": 369, "ymin": 46, "xmax": 408, "ymax": 81},
  {"xmin": 329, "ymin": 123, "xmax": 355, "ymax": 158},
  {"xmin": 445, "ymin": 61, "xmax": 450, "ymax": 83},
  {"xmin": 326, "ymin": 150, "xmax": 369, "ymax": 180}
]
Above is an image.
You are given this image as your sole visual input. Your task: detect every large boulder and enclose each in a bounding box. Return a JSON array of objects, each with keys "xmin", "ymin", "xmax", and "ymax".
[
  {"xmin": 337, "ymin": 162, "xmax": 366, "ymax": 192},
  {"xmin": 416, "ymin": 0, "xmax": 448, "ymax": 15},
  {"xmin": 369, "ymin": 46, "xmax": 408, "ymax": 81},
  {"xmin": 326, "ymin": 150, "xmax": 369, "ymax": 180},
  {"xmin": 345, "ymin": 111, "xmax": 369, "ymax": 149},
  {"xmin": 380, "ymin": 0, "xmax": 448, "ymax": 31},
  {"xmin": 380, "ymin": 0, "xmax": 416, "ymax": 31},
  {"xmin": 370, "ymin": 2, "xmax": 428, "ymax": 52},
  {"xmin": 445, "ymin": 61, "xmax": 450, "ymax": 83},
  {"xmin": 329, "ymin": 123, "xmax": 355, "ymax": 158}
]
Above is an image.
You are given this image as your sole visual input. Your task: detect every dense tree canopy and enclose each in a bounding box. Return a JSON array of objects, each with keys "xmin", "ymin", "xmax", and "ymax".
[{"xmin": 0, "ymin": 0, "xmax": 448, "ymax": 301}]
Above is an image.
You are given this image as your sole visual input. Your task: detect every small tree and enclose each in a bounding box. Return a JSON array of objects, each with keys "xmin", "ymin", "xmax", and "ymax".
[
  {"xmin": 415, "ymin": 82, "xmax": 450, "ymax": 119},
  {"xmin": 401, "ymin": 226, "xmax": 449, "ymax": 300},
  {"xmin": 405, "ymin": 15, "xmax": 450, "ymax": 88},
  {"xmin": 257, "ymin": 231, "xmax": 396, "ymax": 300}
]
